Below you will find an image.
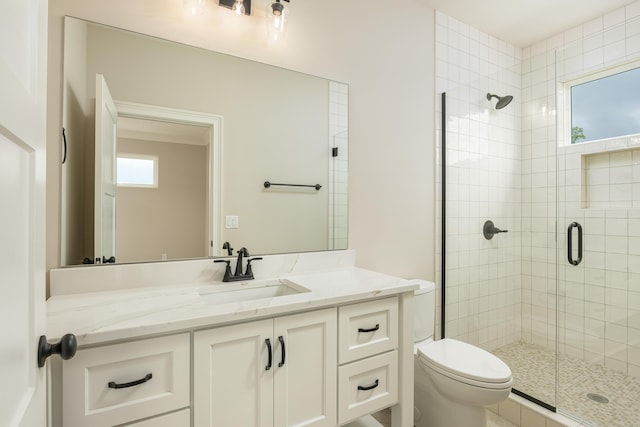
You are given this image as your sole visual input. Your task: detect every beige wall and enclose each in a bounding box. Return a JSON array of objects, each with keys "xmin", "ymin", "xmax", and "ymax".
[
  {"xmin": 47, "ymin": 0, "xmax": 436, "ymax": 280},
  {"xmin": 60, "ymin": 17, "xmax": 90, "ymax": 265},
  {"xmin": 116, "ymin": 138, "xmax": 207, "ymax": 263}
]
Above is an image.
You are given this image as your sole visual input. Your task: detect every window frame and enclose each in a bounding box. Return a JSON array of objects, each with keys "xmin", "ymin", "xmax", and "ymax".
[{"xmin": 560, "ymin": 59, "xmax": 640, "ymax": 146}]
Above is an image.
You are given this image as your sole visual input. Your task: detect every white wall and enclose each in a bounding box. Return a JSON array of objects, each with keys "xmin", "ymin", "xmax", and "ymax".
[{"xmin": 46, "ymin": 0, "xmax": 436, "ymax": 281}]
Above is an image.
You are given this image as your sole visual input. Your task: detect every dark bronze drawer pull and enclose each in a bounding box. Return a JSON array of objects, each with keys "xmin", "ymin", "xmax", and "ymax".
[
  {"xmin": 108, "ymin": 373, "xmax": 152, "ymax": 389},
  {"xmin": 358, "ymin": 324, "xmax": 380, "ymax": 333},
  {"xmin": 265, "ymin": 338, "xmax": 273, "ymax": 370},
  {"xmin": 278, "ymin": 335, "xmax": 286, "ymax": 367},
  {"xmin": 358, "ymin": 379, "xmax": 379, "ymax": 391}
]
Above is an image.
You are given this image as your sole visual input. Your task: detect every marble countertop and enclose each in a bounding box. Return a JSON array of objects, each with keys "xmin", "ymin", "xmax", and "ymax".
[{"xmin": 46, "ymin": 267, "xmax": 418, "ymax": 347}]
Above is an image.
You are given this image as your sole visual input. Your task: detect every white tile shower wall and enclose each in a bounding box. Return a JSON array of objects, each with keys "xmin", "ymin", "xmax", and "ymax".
[
  {"xmin": 519, "ymin": 45, "xmax": 558, "ymax": 351},
  {"xmin": 529, "ymin": 1, "xmax": 640, "ymax": 377},
  {"xmin": 329, "ymin": 81, "xmax": 348, "ymax": 250},
  {"xmin": 437, "ymin": 3, "xmax": 640, "ymax": 370},
  {"xmin": 435, "ymin": 11, "xmax": 523, "ymax": 350},
  {"xmin": 581, "ymin": 145, "xmax": 640, "ymax": 209}
]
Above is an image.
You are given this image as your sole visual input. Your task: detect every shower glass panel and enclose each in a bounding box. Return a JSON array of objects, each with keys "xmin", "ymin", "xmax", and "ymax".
[
  {"xmin": 440, "ymin": 55, "xmax": 559, "ymax": 409},
  {"xmin": 440, "ymin": 14, "xmax": 640, "ymax": 427},
  {"xmin": 555, "ymin": 22, "xmax": 640, "ymax": 426}
]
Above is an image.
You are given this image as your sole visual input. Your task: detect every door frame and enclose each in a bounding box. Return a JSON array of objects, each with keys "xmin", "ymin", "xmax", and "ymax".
[
  {"xmin": 94, "ymin": 74, "xmax": 118, "ymax": 264},
  {"xmin": 114, "ymin": 101, "xmax": 223, "ymax": 257}
]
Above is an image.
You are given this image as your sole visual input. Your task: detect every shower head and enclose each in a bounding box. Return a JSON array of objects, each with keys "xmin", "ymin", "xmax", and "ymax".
[{"xmin": 486, "ymin": 93, "xmax": 513, "ymax": 110}]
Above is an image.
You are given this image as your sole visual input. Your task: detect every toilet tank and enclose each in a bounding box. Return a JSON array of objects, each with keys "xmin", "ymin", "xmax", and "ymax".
[{"xmin": 413, "ymin": 280, "xmax": 436, "ymax": 343}]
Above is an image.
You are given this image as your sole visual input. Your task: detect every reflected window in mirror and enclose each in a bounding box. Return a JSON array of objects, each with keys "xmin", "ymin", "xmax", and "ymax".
[{"xmin": 117, "ymin": 154, "xmax": 158, "ymax": 188}]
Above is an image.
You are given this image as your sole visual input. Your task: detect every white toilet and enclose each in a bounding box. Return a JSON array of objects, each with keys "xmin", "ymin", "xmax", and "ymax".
[{"xmin": 413, "ymin": 280, "xmax": 513, "ymax": 427}]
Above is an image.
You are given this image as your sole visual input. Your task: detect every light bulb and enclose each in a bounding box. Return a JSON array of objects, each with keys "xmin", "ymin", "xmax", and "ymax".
[
  {"xmin": 232, "ymin": 0, "xmax": 245, "ymax": 15},
  {"xmin": 267, "ymin": 1, "xmax": 288, "ymax": 41},
  {"xmin": 184, "ymin": 0, "xmax": 206, "ymax": 15}
]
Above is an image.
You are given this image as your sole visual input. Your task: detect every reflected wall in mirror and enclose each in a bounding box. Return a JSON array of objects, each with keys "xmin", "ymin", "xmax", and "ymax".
[{"xmin": 61, "ymin": 16, "xmax": 348, "ymax": 266}]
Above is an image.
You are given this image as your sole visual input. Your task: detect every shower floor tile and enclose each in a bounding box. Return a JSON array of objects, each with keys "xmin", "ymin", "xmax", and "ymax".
[{"xmin": 493, "ymin": 341, "xmax": 640, "ymax": 427}]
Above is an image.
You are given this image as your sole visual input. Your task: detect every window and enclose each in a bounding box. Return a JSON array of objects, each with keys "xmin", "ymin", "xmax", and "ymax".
[
  {"xmin": 569, "ymin": 63, "xmax": 640, "ymax": 144},
  {"xmin": 117, "ymin": 154, "xmax": 158, "ymax": 188}
]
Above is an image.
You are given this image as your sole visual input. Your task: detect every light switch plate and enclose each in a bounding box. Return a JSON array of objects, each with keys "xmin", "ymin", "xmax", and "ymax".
[{"xmin": 225, "ymin": 215, "xmax": 239, "ymax": 229}]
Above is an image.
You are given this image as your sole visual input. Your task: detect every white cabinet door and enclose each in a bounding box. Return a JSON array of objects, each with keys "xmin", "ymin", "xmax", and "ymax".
[
  {"xmin": 194, "ymin": 309, "xmax": 337, "ymax": 427},
  {"xmin": 194, "ymin": 319, "xmax": 274, "ymax": 427},
  {"xmin": 274, "ymin": 309, "xmax": 337, "ymax": 427},
  {"xmin": 0, "ymin": 0, "xmax": 48, "ymax": 426}
]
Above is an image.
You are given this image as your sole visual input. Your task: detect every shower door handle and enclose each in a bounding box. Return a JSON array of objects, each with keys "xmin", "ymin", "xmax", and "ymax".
[{"xmin": 567, "ymin": 222, "xmax": 582, "ymax": 266}]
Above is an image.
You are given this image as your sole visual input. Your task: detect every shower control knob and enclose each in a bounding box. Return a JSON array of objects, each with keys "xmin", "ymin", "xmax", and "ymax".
[{"xmin": 483, "ymin": 220, "xmax": 508, "ymax": 240}]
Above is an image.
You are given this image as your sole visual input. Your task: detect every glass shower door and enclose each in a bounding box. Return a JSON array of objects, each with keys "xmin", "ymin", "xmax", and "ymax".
[
  {"xmin": 440, "ymin": 56, "xmax": 559, "ymax": 410},
  {"xmin": 555, "ymin": 26, "xmax": 640, "ymax": 426}
]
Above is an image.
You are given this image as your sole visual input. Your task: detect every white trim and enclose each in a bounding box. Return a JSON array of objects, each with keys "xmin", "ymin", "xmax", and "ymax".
[{"xmin": 114, "ymin": 101, "xmax": 223, "ymax": 257}]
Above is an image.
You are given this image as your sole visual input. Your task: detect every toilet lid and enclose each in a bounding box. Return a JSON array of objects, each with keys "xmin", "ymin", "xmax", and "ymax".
[{"xmin": 417, "ymin": 338, "xmax": 511, "ymax": 384}]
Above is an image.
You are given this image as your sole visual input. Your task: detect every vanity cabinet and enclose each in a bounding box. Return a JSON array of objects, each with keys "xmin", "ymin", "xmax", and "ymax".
[
  {"xmin": 337, "ymin": 297, "xmax": 399, "ymax": 424},
  {"xmin": 61, "ymin": 333, "xmax": 190, "ymax": 427},
  {"xmin": 52, "ymin": 280, "xmax": 414, "ymax": 427},
  {"xmin": 127, "ymin": 408, "xmax": 191, "ymax": 426},
  {"xmin": 194, "ymin": 308, "xmax": 337, "ymax": 427}
]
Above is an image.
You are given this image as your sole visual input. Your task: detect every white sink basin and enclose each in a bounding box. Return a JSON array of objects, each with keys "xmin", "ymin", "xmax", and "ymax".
[{"xmin": 198, "ymin": 279, "xmax": 310, "ymax": 305}]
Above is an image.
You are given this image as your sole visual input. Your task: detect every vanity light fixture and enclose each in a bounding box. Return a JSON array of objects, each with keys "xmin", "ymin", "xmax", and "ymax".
[
  {"xmin": 267, "ymin": 0, "xmax": 290, "ymax": 41},
  {"xmin": 232, "ymin": 0, "xmax": 245, "ymax": 15},
  {"xmin": 183, "ymin": 0, "xmax": 206, "ymax": 15},
  {"xmin": 184, "ymin": 0, "xmax": 252, "ymax": 16},
  {"xmin": 219, "ymin": 0, "xmax": 251, "ymax": 15}
]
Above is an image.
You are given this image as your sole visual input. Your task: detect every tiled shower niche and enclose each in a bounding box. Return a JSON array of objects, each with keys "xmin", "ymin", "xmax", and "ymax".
[{"xmin": 577, "ymin": 141, "xmax": 640, "ymax": 209}]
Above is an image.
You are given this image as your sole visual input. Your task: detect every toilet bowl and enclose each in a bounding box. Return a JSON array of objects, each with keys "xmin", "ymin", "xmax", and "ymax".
[{"xmin": 412, "ymin": 281, "xmax": 513, "ymax": 427}]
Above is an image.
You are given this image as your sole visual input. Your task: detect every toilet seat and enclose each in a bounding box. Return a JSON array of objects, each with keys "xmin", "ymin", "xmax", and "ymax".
[{"xmin": 417, "ymin": 338, "xmax": 512, "ymax": 389}]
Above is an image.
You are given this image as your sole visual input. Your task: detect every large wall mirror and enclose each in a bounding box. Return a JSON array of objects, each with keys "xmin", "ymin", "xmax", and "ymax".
[{"xmin": 61, "ymin": 16, "xmax": 348, "ymax": 266}]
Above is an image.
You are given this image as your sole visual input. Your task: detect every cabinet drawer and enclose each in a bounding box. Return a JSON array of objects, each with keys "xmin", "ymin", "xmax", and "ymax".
[
  {"xmin": 127, "ymin": 408, "xmax": 190, "ymax": 427},
  {"xmin": 338, "ymin": 297, "xmax": 398, "ymax": 363},
  {"xmin": 338, "ymin": 351, "xmax": 398, "ymax": 424},
  {"xmin": 63, "ymin": 334, "xmax": 190, "ymax": 427}
]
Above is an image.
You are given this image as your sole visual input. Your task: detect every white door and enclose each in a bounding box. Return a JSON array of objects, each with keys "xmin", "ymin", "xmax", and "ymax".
[
  {"xmin": 0, "ymin": 0, "xmax": 48, "ymax": 425},
  {"xmin": 94, "ymin": 74, "xmax": 118, "ymax": 264},
  {"xmin": 274, "ymin": 309, "xmax": 337, "ymax": 427},
  {"xmin": 194, "ymin": 320, "xmax": 274, "ymax": 427}
]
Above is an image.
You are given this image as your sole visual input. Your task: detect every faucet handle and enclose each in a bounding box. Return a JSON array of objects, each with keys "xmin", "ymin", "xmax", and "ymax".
[
  {"xmin": 222, "ymin": 241, "xmax": 233, "ymax": 256},
  {"xmin": 214, "ymin": 259, "xmax": 233, "ymax": 281},
  {"xmin": 245, "ymin": 257, "xmax": 263, "ymax": 278}
]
